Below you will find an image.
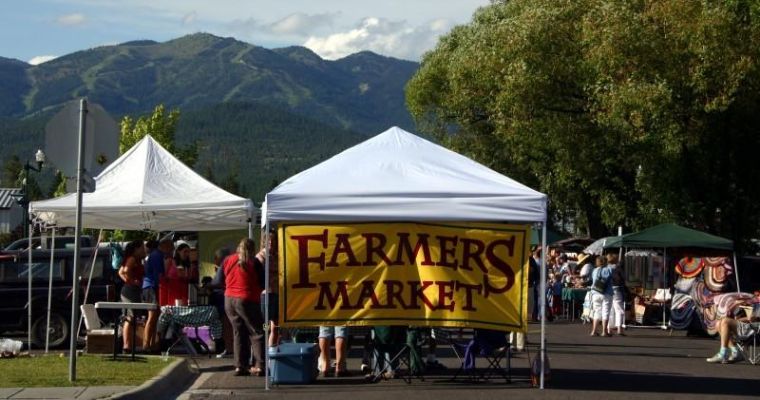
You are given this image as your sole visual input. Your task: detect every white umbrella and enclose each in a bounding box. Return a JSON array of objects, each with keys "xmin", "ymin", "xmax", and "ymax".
[{"xmin": 583, "ymin": 237, "xmax": 611, "ymax": 255}]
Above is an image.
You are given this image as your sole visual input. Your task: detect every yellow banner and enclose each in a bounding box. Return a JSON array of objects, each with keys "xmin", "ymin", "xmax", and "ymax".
[{"xmin": 279, "ymin": 222, "xmax": 530, "ymax": 332}]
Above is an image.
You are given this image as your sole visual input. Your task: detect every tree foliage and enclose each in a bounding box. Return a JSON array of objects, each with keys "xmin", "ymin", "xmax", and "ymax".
[
  {"xmin": 120, "ymin": 104, "xmax": 198, "ymax": 167},
  {"xmin": 1, "ymin": 155, "xmax": 22, "ymax": 187},
  {"xmin": 407, "ymin": 0, "xmax": 760, "ymax": 249}
]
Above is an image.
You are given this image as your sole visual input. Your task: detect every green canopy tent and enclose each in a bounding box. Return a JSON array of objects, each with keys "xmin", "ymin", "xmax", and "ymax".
[
  {"xmin": 603, "ymin": 223, "xmax": 733, "ymax": 251},
  {"xmin": 603, "ymin": 223, "xmax": 738, "ymax": 329}
]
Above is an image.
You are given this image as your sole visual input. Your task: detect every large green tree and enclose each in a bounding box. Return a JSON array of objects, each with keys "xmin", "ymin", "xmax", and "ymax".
[
  {"xmin": 120, "ymin": 104, "xmax": 198, "ymax": 167},
  {"xmin": 407, "ymin": 0, "xmax": 760, "ymax": 249}
]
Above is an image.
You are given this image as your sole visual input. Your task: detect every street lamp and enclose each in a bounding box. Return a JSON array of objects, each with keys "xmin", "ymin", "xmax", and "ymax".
[{"xmin": 12, "ymin": 149, "xmax": 46, "ymax": 237}]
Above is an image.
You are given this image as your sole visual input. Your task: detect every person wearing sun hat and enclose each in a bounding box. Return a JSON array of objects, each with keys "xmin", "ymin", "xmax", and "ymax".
[{"xmin": 577, "ymin": 253, "xmax": 594, "ymax": 287}]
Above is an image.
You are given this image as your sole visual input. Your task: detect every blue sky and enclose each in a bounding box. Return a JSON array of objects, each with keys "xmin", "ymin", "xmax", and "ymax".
[{"xmin": 0, "ymin": 0, "xmax": 491, "ymax": 64}]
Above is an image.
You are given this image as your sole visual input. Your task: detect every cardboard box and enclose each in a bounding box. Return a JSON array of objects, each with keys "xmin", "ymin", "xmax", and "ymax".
[{"xmin": 86, "ymin": 333, "xmax": 115, "ymax": 354}]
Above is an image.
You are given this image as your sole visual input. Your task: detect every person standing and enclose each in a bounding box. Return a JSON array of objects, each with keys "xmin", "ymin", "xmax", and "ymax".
[
  {"xmin": 589, "ymin": 256, "xmax": 612, "ymax": 336},
  {"xmin": 224, "ymin": 238, "xmax": 266, "ymax": 376},
  {"xmin": 578, "ymin": 253, "xmax": 594, "ymax": 287},
  {"xmin": 118, "ymin": 240, "xmax": 146, "ymax": 353},
  {"xmin": 529, "ymin": 247, "xmax": 542, "ymax": 322},
  {"xmin": 205, "ymin": 247, "xmax": 232, "ymax": 356},
  {"xmin": 142, "ymin": 239, "xmax": 172, "ymax": 351},
  {"xmin": 163, "ymin": 242, "xmax": 199, "ymax": 305},
  {"xmin": 608, "ymin": 256, "xmax": 626, "ymax": 336},
  {"xmin": 258, "ymin": 231, "xmax": 279, "ymax": 350},
  {"xmin": 318, "ymin": 326, "xmax": 349, "ymax": 377}
]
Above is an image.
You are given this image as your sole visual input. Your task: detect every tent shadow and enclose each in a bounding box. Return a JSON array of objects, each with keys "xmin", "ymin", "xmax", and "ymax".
[{"xmin": 549, "ymin": 368, "xmax": 760, "ymax": 396}]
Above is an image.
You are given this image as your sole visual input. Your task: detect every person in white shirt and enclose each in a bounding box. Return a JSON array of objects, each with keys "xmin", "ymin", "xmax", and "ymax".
[{"xmin": 578, "ymin": 253, "xmax": 593, "ymax": 287}]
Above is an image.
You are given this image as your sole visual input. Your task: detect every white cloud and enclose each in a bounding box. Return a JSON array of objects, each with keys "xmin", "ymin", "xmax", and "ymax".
[
  {"xmin": 227, "ymin": 12, "xmax": 337, "ymax": 42},
  {"xmin": 304, "ymin": 17, "xmax": 454, "ymax": 61},
  {"xmin": 28, "ymin": 55, "xmax": 57, "ymax": 65},
  {"xmin": 56, "ymin": 13, "xmax": 87, "ymax": 26},
  {"xmin": 182, "ymin": 11, "xmax": 197, "ymax": 25},
  {"xmin": 269, "ymin": 12, "xmax": 336, "ymax": 35}
]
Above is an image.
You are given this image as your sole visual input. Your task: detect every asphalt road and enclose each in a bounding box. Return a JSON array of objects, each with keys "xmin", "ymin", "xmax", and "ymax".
[{"xmin": 179, "ymin": 321, "xmax": 760, "ymax": 399}]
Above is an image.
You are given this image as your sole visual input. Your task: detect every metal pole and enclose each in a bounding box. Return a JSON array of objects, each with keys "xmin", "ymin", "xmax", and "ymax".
[
  {"xmin": 732, "ymin": 252, "xmax": 740, "ymax": 293},
  {"xmin": 539, "ymin": 221, "xmax": 547, "ymax": 389},
  {"xmin": 46, "ymin": 227, "xmax": 56, "ymax": 353},
  {"xmin": 264, "ymin": 221, "xmax": 270, "ymax": 390},
  {"xmin": 22, "ymin": 174, "xmax": 28, "ymax": 238},
  {"xmin": 69, "ymin": 98, "xmax": 87, "ymax": 382},
  {"xmin": 661, "ymin": 248, "xmax": 667, "ymax": 330},
  {"xmin": 27, "ymin": 220, "xmax": 33, "ymax": 352}
]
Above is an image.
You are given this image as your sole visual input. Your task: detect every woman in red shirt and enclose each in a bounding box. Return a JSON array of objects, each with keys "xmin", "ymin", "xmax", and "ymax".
[
  {"xmin": 118, "ymin": 240, "xmax": 146, "ymax": 353},
  {"xmin": 224, "ymin": 238, "xmax": 265, "ymax": 376}
]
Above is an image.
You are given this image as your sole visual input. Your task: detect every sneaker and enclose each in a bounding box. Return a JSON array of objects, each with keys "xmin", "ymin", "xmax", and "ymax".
[
  {"xmin": 360, "ymin": 363, "xmax": 371, "ymax": 373},
  {"xmin": 727, "ymin": 351, "xmax": 744, "ymax": 363},
  {"xmin": 706, "ymin": 351, "xmax": 728, "ymax": 363}
]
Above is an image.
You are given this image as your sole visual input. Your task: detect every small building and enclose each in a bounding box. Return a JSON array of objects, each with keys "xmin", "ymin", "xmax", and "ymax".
[{"xmin": 0, "ymin": 188, "xmax": 23, "ymax": 234}]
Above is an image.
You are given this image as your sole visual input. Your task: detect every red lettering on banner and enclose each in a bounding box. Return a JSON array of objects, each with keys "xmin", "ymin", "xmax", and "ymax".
[
  {"xmin": 456, "ymin": 282, "xmax": 482, "ymax": 311},
  {"xmin": 407, "ymin": 280, "xmax": 436, "ymax": 310},
  {"xmin": 315, "ymin": 281, "xmax": 358, "ymax": 310},
  {"xmin": 392, "ymin": 233, "xmax": 434, "ymax": 266},
  {"xmin": 460, "ymin": 238, "xmax": 487, "ymax": 272},
  {"xmin": 327, "ymin": 233, "xmax": 361, "ymax": 267},
  {"xmin": 436, "ymin": 236, "xmax": 459, "ymax": 269},
  {"xmin": 384, "ymin": 280, "xmax": 410, "ymax": 309},
  {"xmin": 483, "ymin": 238, "xmax": 516, "ymax": 297},
  {"xmin": 355, "ymin": 280, "xmax": 388, "ymax": 309},
  {"xmin": 435, "ymin": 280, "xmax": 456, "ymax": 311},
  {"xmin": 362, "ymin": 233, "xmax": 394, "ymax": 266},
  {"xmin": 291, "ymin": 230, "xmax": 328, "ymax": 288}
]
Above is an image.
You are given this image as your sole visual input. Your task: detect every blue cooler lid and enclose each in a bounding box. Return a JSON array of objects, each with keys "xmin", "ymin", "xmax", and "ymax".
[{"xmin": 269, "ymin": 342, "xmax": 317, "ymax": 356}]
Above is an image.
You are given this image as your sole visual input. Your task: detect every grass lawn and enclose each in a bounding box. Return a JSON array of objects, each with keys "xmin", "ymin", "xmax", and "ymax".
[{"xmin": 0, "ymin": 354, "xmax": 175, "ymax": 387}]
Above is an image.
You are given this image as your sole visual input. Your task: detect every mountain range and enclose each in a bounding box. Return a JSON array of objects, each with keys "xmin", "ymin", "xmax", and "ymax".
[{"xmin": 0, "ymin": 33, "xmax": 419, "ymax": 201}]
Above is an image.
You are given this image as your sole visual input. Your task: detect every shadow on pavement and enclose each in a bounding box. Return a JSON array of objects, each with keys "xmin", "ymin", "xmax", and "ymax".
[{"xmin": 550, "ymin": 368, "xmax": 760, "ymax": 396}]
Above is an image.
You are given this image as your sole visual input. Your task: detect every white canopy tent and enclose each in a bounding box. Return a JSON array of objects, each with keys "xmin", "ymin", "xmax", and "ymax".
[
  {"xmin": 262, "ymin": 126, "xmax": 550, "ymax": 388},
  {"xmin": 26, "ymin": 134, "xmax": 254, "ymax": 370},
  {"xmin": 30, "ymin": 135, "xmax": 255, "ymax": 230}
]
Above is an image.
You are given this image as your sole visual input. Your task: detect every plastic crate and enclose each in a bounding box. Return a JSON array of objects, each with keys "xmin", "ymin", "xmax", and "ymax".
[{"xmin": 268, "ymin": 343, "xmax": 318, "ymax": 384}]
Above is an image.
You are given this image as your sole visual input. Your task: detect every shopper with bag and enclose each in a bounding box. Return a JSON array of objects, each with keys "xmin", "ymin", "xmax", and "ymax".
[{"xmin": 589, "ymin": 255, "xmax": 613, "ymax": 336}]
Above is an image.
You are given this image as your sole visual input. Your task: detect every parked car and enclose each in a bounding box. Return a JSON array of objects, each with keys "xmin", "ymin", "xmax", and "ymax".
[
  {"xmin": 3, "ymin": 235, "xmax": 94, "ymax": 252},
  {"xmin": 0, "ymin": 247, "xmax": 116, "ymax": 348}
]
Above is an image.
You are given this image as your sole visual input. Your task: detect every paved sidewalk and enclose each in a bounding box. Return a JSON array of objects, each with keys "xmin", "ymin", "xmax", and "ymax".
[
  {"xmin": 180, "ymin": 322, "xmax": 760, "ymax": 400},
  {"xmin": 0, "ymin": 386, "xmax": 132, "ymax": 399}
]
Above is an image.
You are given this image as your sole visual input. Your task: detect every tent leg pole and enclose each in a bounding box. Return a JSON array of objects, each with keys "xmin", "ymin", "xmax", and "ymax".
[
  {"xmin": 46, "ymin": 227, "xmax": 56, "ymax": 353},
  {"xmin": 662, "ymin": 248, "xmax": 667, "ymax": 330},
  {"xmin": 77, "ymin": 230, "xmax": 104, "ymax": 337},
  {"xmin": 540, "ymin": 222, "xmax": 547, "ymax": 390},
  {"xmin": 733, "ymin": 252, "xmax": 740, "ymax": 293},
  {"xmin": 264, "ymin": 222, "xmax": 270, "ymax": 391},
  {"xmin": 27, "ymin": 220, "xmax": 33, "ymax": 353}
]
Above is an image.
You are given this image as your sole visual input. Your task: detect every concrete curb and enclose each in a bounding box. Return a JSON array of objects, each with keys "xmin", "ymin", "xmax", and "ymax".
[{"xmin": 109, "ymin": 358, "xmax": 197, "ymax": 400}]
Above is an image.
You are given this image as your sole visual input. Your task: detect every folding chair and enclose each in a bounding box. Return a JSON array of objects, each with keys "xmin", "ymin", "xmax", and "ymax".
[
  {"xmin": 80, "ymin": 304, "xmax": 117, "ymax": 354},
  {"xmin": 431, "ymin": 327, "xmax": 471, "ymax": 363},
  {"xmin": 735, "ymin": 323, "xmax": 759, "ymax": 365},
  {"xmin": 162, "ymin": 321, "xmax": 201, "ymax": 356},
  {"xmin": 369, "ymin": 326, "xmax": 424, "ymax": 384},
  {"xmin": 451, "ymin": 329, "xmax": 511, "ymax": 383}
]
